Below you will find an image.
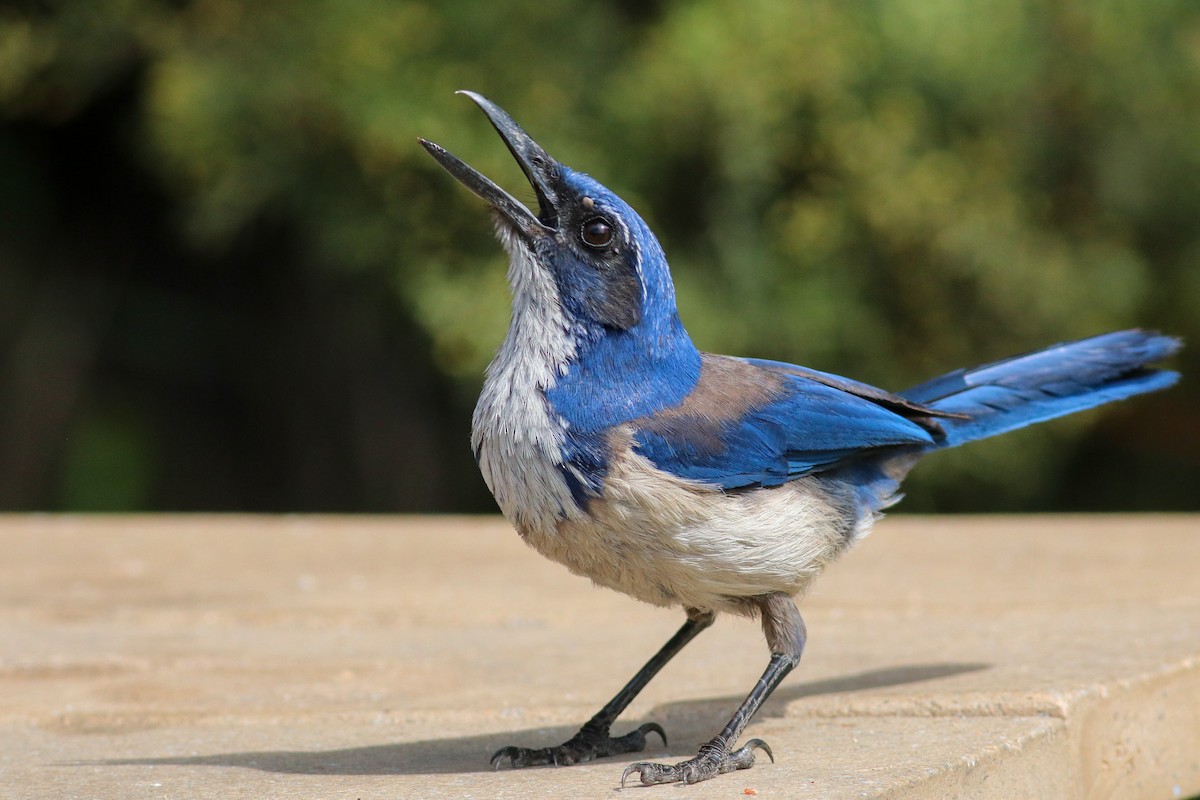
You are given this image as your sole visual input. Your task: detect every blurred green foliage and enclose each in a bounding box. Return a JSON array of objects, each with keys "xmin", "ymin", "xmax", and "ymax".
[{"xmin": 0, "ymin": 0, "xmax": 1196, "ymax": 511}]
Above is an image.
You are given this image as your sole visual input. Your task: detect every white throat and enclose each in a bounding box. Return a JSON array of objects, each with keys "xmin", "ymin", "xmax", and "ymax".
[{"xmin": 471, "ymin": 226, "xmax": 581, "ymax": 534}]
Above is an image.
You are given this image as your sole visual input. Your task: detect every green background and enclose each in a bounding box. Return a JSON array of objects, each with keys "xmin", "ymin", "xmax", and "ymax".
[{"xmin": 1, "ymin": 0, "xmax": 1196, "ymax": 513}]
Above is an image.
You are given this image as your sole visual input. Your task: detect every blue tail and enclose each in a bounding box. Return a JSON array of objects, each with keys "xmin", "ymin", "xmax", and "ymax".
[{"xmin": 901, "ymin": 330, "xmax": 1182, "ymax": 448}]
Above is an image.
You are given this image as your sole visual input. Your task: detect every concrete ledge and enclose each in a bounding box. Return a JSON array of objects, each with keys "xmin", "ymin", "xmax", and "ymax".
[{"xmin": 2, "ymin": 514, "xmax": 1197, "ymax": 799}]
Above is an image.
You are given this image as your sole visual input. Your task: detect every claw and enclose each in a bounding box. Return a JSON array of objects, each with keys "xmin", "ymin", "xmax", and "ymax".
[
  {"xmin": 619, "ymin": 762, "xmax": 645, "ymax": 788},
  {"xmin": 490, "ymin": 746, "xmax": 519, "ymax": 770},
  {"xmin": 620, "ymin": 759, "xmax": 680, "ymax": 787},
  {"xmin": 636, "ymin": 721, "xmax": 667, "ymax": 747},
  {"xmin": 740, "ymin": 738, "xmax": 774, "ymax": 763}
]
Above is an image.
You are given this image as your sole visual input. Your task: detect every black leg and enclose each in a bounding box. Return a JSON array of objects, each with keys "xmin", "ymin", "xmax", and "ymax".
[
  {"xmin": 621, "ymin": 593, "xmax": 806, "ymax": 786},
  {"xmin": 491, "ymin": 608, "xmax": 715, "ymax": 769}
]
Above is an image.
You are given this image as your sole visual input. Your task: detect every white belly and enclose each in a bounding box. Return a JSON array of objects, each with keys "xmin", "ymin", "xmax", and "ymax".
[{"xmin": 521, "ymin": 431, "xmax": 865, "ymax": 614}]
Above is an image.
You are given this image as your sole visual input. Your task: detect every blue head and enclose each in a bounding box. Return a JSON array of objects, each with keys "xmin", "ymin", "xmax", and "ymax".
[{"xmin": 421, "ymin": 92, "xmax": 702, "ymax": 430}]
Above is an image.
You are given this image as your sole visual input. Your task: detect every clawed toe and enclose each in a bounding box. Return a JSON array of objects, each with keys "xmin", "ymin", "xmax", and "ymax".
[
  {"xmin": 737, "ymin": 738, "xmax": 774, "ymax": 764},
  {"xmin": 614, "ymin": 721, "xmax": 667, "ymax": 751},
  {"xmin": 491, "ymin": 720, "xmax": 668, "ymax": 770},
  {"xmin": 490, "ymin": 745, "xmax": 527, "ymax": 770},
  {"xmin": 620, "ymin": 738, "xmax": 774, "ymax": 786}
]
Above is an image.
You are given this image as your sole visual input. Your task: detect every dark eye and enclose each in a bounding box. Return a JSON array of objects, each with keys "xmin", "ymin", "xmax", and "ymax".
[{"xmin": 580, "ymin": 217, "xmax": 614, "ymax": 249}]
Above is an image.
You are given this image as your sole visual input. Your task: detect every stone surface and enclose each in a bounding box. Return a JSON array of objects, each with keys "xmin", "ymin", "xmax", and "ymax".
[{"xmin": 1, "ymin": 514, "xmax": 1197, "ymax": 799}]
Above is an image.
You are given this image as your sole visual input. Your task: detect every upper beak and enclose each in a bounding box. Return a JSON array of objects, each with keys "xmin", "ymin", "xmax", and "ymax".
[{"xmin": 420, "ymin": 91, "xmax": 560, "ymax": 239}]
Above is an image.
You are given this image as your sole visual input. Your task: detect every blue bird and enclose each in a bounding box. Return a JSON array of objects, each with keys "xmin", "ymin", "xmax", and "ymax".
[{"xmin": 420, "ymin": 92, "xmax": 1181, "ymax": 786}]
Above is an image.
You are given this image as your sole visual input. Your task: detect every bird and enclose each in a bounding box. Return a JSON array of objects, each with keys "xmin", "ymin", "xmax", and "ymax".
[{"xmin": 419, "ymin": 91, "xmax": 1181, "ymax": 787}]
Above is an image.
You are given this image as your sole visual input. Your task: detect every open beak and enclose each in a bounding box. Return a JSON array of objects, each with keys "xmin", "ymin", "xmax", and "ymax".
[{"xmin": 420, "ymin": 91, "xmax": 560, "ymax": 239}]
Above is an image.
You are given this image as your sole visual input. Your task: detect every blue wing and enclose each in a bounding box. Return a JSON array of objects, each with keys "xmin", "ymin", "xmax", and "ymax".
[
  {"xmin": 632, "ymin": 331, "xmax": 1180, "ymax": 491},
  {"xmin": 632, "ymin": 354, "xmax": 940, "ymax": 489}
]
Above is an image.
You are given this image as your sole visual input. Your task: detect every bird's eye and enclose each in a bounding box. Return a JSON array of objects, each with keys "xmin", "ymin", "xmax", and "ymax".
[{"xmin": 580, "ymin": 217, "xmax": 614, "ymax": 249}]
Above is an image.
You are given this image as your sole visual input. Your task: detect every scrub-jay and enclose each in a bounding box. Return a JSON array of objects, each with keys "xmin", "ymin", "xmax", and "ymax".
[{"xmin": 420, "ymin": 92, "xmax": 1180, "ymax": 786}]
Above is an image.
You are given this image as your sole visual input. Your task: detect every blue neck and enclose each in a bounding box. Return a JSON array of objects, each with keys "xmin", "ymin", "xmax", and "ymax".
[
  {"xmin": 536, "ymin": 177, "xmax": 698, "ymax": 503},
  {"xmin": 548, "ymin": 316, "xmax": 701, "ymax": 432},
  {"xmin": 546, "ymin": 318, "xmax": 699, "ymax": 508}
]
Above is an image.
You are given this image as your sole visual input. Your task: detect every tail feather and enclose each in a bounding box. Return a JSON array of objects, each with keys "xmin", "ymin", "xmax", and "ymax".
[{"xmin": 901, "ymin": 330, "xmax": 1182, "ymax": 448}]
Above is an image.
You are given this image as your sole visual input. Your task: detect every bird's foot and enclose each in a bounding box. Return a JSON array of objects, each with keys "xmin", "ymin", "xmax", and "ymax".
[
  {"xmin": 491, "ymin": 720, "xmax": 667, "ymax": 769},
  {"xmin": 620, "ymin": 737, "xmax": 773, "ymax": 786}
]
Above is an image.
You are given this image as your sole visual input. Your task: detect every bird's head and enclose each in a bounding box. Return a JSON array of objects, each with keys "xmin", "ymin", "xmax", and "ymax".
[{"xmin": 420, "ymin": 91, "xmax": 682, "ymax": 343}]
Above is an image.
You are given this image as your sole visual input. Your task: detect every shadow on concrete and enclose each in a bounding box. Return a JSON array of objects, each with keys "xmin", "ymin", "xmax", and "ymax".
[{"xmin": 86, "ymin": 662, "xmax": 988, "ymax": 776}]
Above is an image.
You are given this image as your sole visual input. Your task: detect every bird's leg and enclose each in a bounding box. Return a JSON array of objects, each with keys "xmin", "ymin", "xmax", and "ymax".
[
  {"xmin": 491, "ymin": 608, "xmax": 715, "ymax": 769},
  {"xmin": 621, "ymin": 593, "xmax": 805, "ymax": 786}
]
